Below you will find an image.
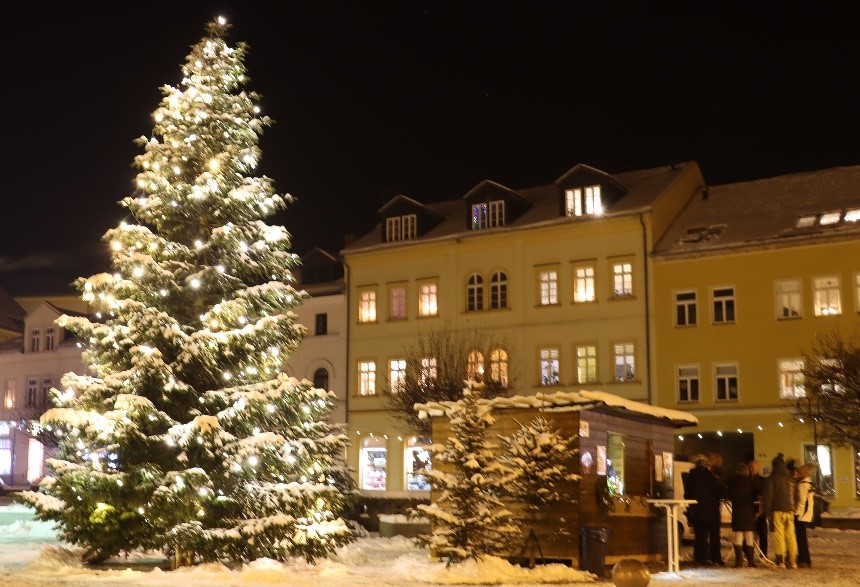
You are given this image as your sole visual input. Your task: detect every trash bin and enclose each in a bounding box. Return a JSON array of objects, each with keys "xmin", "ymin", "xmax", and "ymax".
[{"xmin": 580, "ymin": 526, "xmax": 611, "ymax": 576}]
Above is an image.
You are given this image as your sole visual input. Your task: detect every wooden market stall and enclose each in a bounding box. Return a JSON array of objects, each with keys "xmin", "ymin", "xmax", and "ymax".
[{"xmin": 415, "ymin": 389, "xmax": 698, "ymax": 569}]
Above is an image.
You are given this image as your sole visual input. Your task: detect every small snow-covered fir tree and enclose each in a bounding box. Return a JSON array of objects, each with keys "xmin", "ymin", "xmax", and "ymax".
[
  {"xmin": 14, "ymin": 16, "xmax": 356, "ymax": 565},
  {"xmin": 497, "ymin": 417, "xmax": 579, "ymax": 532},
  {"xmin": 415, "ymin": 382, "xmax": 518, "ymax": 564}
]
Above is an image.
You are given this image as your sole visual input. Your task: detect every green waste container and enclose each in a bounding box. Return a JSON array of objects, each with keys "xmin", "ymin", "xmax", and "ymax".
[{"xmin": 580, "ymin": 526, "xmax": 611, "ymax": 576}]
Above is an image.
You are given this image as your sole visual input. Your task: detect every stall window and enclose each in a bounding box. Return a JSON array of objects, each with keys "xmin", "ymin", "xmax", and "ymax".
[
  {"xmin": 404, "ymin": 437, "xmax": 432, "ymax": 490},
  {"xmin": 607, "ymin": 432, "xmax": 625, "ymax": 496},
  {"xmin": 360, "ymin": 436, "xmax": 387, "ymax": 491},
  {"xmin": 803, "ymin": 443, "xmax": 835, "ymax": 498}
]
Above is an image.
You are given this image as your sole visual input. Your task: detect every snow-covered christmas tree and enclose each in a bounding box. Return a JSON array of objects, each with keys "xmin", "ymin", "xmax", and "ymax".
[
  {"xmin": 14, "ymin": 16, "xmax": 356, "ymax": 566},
  {"xmin": 415, "ymin": 382, "xmax": 519, "ymax": 565}
]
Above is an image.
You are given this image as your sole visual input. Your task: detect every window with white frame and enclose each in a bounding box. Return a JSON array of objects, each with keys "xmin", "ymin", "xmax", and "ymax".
[
  {"xmin": 715, "ymin": 363, "xmax": 738, "ymax": 401},
  {"xmin": 489, "ymin": 200, "xmax": 505, "ymax": 227},
  {"xmin": 466, "ymin": 273, "xmax": 484, "ymax": 312},
  {"xmin": 26, "ymin": 377, "xmax": 38, "ymax": 407},
  {"xmin": 0, "ymin": 438, "xmax": 10, "ymax": 476},
  {"xmin": 389, "ymin": 285, "xmax": 407, "ymax": 320},
  {"xmin": 675, "ymin": 291, "xmax": 697, "ymax": 326},
  {"xmin": 385, "ymin": 214, "xmax": 417, "ymax": 242},
  {"xmin": 405, "ymin": 436, "xmax": 432, "ymax": 491},
  {"xmin": 574, "ymin": 265, "xmax": 596, "ymax": 303},
  {"xmin": 389, "ymin": 359, "xmax": 406, "ymax": 393},
  {"xmin": 565, "ymin": 185, "xmax": 602, "ymax": 217},
  {"xmin": 490, "ymin": 348, "xmax": 509, "ymax": 387},
  {"xmin": 677, "ymin": 365, "xmax": 699, "ymax": 402},
  {"xmin": 418, "ymin": 282, "xmax": 438, "ymax": 316},
  {"xmin": 358, "ymin": 361, "xmax": 376, "ymax": 396},
  {"xmin": 540, "ymin": 348, "xmax": 560, "ymax": 386},
  {"xmin": 420, "ymin": 357, "xmax": 438, "ymax": 384},
  {"xmin": 712, "ymin": 287, "xmax": 735, "ymax": 323},
  {"xmin": 576, "ymin": 344, "xmax": 597, "ymax": 383},
  {"xmin": 612, "ymin": 262, "xmax": 633, "ymax": 298},
  {"xmin": 45, "ymin": 326, "xmax": 55, "ymax": 351},
  {"xmin": 4, "ymin": 380, "xmax": 14, "ymax": 409},
  {"xmin": 40, "ymin": 377, "xmax": 52, "ymax": 406},
  {"xmin": 360, "ymin": 436, "xmax": 387, "ymax": 490},
  {"xmin": 471, "ymin": 200, "xmax": 505, "ymax": 230},
  {"xmin": 467, "ymin": 350, "xmax": 484, "ymax": 382},
  {"xmin": 358, "ymin": 290, "xmax": 377, "ymax": 323},
  {"xmin": 539, "ymin": 269, "xmax": 558, "ymax": 305},
  {"xmin": 778, "ymin": 359, "xmax": 804, "ymax": 399},
  {"xmin": 775, "ymin": 279, "xmax": 802, "ymax": 319},
  {"xmin": 613, "ymin": 343, "xmax": 635, "ymax": 382},
  {"xmin": 813, "ymin": 275, "xmax": 841, "ymax": 316},
  {"xmin": 29, "ymin": 329, "xmax": 40, "ymax": 352},
  {"xmin": 490, "ymin": 271, "xmax": 508, "ymax": 309}
]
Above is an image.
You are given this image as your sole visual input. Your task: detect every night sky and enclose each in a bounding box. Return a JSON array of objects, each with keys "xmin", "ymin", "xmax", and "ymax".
[{"xmin": 2, "ymin": 2, "xmax": 858, "ymax": 294}]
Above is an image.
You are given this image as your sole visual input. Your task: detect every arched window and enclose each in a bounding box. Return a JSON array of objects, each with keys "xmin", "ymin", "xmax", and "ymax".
[
  {"xmin": 467, "ymin": 350, "xmax": 484, "ymax": 382},
  {"xmin": 313, "ymin": 367, "xmax": 329, "ymax": 390},
  {"xmin": 490, "ymin": 271, "xmax": 507, "ymax": 309},
  {"xmin": 466, "ymin": 273, "xmax": 484, "ymax": 312},
  {"xmin": 490, "ymin": 348, "xmax": 509, "ymax": 387}
]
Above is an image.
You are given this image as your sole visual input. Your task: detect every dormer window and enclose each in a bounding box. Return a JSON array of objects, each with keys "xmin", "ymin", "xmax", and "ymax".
[
  {"xmin": 385, "ymin": 214, "xmax": 417, "ymax": 242},
  {"xmin": 565, "ymin": 185, "xmax": 602, "ymax": 217},
  {"xmin": 472, "ymin": 200, "xmax": 505, "ymax": 230}
]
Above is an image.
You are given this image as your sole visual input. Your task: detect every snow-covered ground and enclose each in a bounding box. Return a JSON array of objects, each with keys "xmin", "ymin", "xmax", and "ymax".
[{"xmin": 0, "ymin": 502, "xmax": 858, "ymax": 586}]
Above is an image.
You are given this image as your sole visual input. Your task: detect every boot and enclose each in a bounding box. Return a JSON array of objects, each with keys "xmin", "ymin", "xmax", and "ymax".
[
  {"xmin": 744, "ymin": 545, "xmax": 757, "ymax": 568},
  {"xmin": 774, "ymin": 554, "xmax": 784, "ymax": 568},
  {"xmin": 733, "ymin": 545, "xmax": 743, "ymax": 567}
]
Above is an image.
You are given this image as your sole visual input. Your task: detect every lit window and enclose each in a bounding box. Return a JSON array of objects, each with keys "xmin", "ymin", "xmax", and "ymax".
[
  {"xmin": 613, "ymin": 343, "xmax": 635, "ymax": 382},
  {"xmin": 612, "ymin": 263, "xmax": 633, "ymax": 298},
  {"xmin": 490, "ymin": 271, "xmax": 508, "ymax": 309},
  {"xmin": 313, "ymin": 368, "xmax": 329, "ymax": 390},
  {"xmin": 358, "ymin": 361, "xmax": 376, "ymax": 396},
  {"xmin": 813, "ymin": 276, "xmax": 841, "ymax": 316},
  {"xmin": 359, "ymin": 290, "xmax": 377, "ymax": 323},
  {"xmin": 385, "ymin": 214, "xmax": 417, "ymax": 242},
  {"xmin": 678, "ymin": 366, "xmax": 699, "ymax": 402},
  {"xmin": 712, "ymin": 287, "xmax": 735, "ymax": 323},
  {"xmin": 819, "ymin": 211, "xmax": 841, "ymax": 225},
  {"xmin": 855, "ymin": 274, "xmax": 860, "ymax": 312},
  {"xmin": 715, "ymin": 363, "xmax": 738, "ymax": 401},
  {"xmin": 775, "ymin": 279, "xmax": 802, "ymax": 319},
  {"xmin": 472, "ymin": 203, "xmax": 488, "ymax": 229},
  {"xmin": 467, "ymin": 350, "xmax": 484, "ymax": 382},
  {"xmin": 574, "ymin": 265, "xmax": 595, "ymax": 303},
  {"xmin": 540, "ymin": 348, "xmax": 560, "ymax": 386},
  {"xmin": 565, "ymin": 185, "xmax": 602, "ymax": 217},
  {"xmin": 490, "ymin": 348, "xmax": 509, "ymax": 387},
  {"xmin": 803, "ymin": 444, "xmax": 835, "ymax": 498},
  {"xmin": 466, "ymin": 273, "xmax": 484, "ymax": 312},
  {"xmin": 778, "ymin": 359, "xmax": 804, "ymax": 399},
  {"xmin": 420, "ymin": 357, "xmax": 437, "ymax": 384},
  {"xmin": 389, "ymin": 285, "xmax": 407, "ymax": 320},
  {"xmin": 419, "ymin": 283, "xmax": 438, "ymax": 317},
  {"xmin": 405, "ymin": 437, "xmax": 432, "ymax": 491},
  {"xmin": 539, "ymin": 270, "xmax": 558, "ymax": 305},
  {"xmin": 854, "ymin": 446, "xmax": 860, "ymax": 500},
  {"xmin": 471, "ymin": 200, "xmax": 505, "ymax": 229},
  {"xmin": 45, "ymin": 327, "xmax": 55, "ymax": 351},
  {"xmin": 389, "ymin": 359, "xmax": 406, "ymax": 393},
  {"xmin": 29, "ymin": 329, "xmax": 40, "ymax": 352},
  {"xmin": 4, "ymin": 380, "xmax": 15, "ymax": 410},
  {"xmin": 360, "ymin": 436, "xmax": 387, "ymax": 490},
  {"xmin": 796, "ymin": 215, "xmax": 817, "ymax": 228},
  {"xmin": 845, "ymin": 208, "xmax": 860, "ymax": 222},
  {"xmin": 0, "ymin": 438, "xmax": 10, "ymax": 476},
  {"xmin": 675, "ymin": 291, "xmax": 697, "ymax": 326},
  {"xmin": 576, "ymin": 345, "xmax": 597, "ymax": 383}
]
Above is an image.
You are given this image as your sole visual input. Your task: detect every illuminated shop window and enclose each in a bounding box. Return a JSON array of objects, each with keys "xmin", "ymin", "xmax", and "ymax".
[
  {"xmin": 405, "ymin": 437, "xmax": 432, "ymax": 491},
  {"xmin": 360, "ymin": 436, "xmax": 387, "ymax": 491}
]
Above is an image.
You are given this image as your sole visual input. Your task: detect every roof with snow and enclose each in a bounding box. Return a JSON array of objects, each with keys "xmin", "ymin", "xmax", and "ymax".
[{"xmin": 415, "ymin": 389, "xmax": 698, "ymax": 428}]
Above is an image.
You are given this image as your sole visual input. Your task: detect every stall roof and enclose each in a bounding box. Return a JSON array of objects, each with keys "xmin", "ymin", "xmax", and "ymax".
[{"xmin": 415, "ymin": 389, "xmax": 698, "ymax": 428}]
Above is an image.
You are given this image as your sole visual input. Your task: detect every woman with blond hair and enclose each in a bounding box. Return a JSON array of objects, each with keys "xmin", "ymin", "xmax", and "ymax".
[{"xmin": 794, "ymin": 463, "xmax": 817, "ymax": 568}]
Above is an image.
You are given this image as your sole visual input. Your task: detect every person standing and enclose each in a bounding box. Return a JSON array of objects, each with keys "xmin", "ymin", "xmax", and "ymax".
[
  {"xmin": 726, "ymin": 462, "xmax": 757, "ymax": 567},
  {"xmin": 794, "ymin": 463, "xmax": 817, "ymax": 568},
  {"xmin": 763, "ymin": 453, "xmax": 798, "ymax": 569},
  {"xmin": 748, "ymin": 459, "xmax": 768, "ymax": 557},
  {"xmin": 684, "ymin": 455, "xmax": 727, "ymax": 566}
]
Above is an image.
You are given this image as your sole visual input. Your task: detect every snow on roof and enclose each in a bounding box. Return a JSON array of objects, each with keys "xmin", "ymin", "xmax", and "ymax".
[{"xmin": 415, "ymin": 389, "xmax": 698, "ymax": 427}]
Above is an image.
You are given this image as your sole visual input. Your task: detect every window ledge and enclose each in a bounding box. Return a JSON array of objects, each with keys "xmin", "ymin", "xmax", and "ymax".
[
  {"xmin": 609, "ymin": 295, "xmax": 636, "ymax": 301},
  {"xmin": 535, "ymin": 302, "xmax": 561, "ymax": 308}
]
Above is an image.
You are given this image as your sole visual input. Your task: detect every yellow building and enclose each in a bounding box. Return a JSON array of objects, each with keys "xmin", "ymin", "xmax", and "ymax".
[
  {"xmin": 341, "ymin": 161, "xmax": 705, "ymax": 495},
  {"xmin": 653, "ymin": 165, "xmax": 860, "ymax": 512}
]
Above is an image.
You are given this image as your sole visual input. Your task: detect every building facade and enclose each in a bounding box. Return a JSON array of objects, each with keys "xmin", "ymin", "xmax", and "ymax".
[
  {"xmin": 341, "ymin": 162, "xmax": 706, "ymax": 494},
  {"xmin": 652, "ymin": 165, "xmax": 860, "ymax": 511}
]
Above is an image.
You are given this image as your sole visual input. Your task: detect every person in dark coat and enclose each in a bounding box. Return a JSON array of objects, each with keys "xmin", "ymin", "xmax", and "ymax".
[
  {"xmin": 762, "ymin": 453, "xmax": 798, "ymax": 568},
  {"xmin": 726, "ymin": 462, "xmax": 757, "ymax": 567},
  {"xmin": 748, "ymin": 459, "xmax": 768, "ymax": 557},
  {"xmin": 683, "ymin": 455, "xmax": 727, "ymax": 566}
]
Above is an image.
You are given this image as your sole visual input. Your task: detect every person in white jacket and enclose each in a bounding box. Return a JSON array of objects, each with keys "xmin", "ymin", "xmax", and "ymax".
[{"xmin": 794, "ymin": 463, "xmax": 817, "ymax": 568}]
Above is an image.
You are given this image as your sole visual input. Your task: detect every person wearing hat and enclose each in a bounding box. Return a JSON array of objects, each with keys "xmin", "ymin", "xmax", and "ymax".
[
  {"xmin": 683, "ymin": 455, "xmax": 727, "ymax": 566},
  {"xmin": 762, "ymin": 453, "xmax": 798, "ymax": 569}
]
